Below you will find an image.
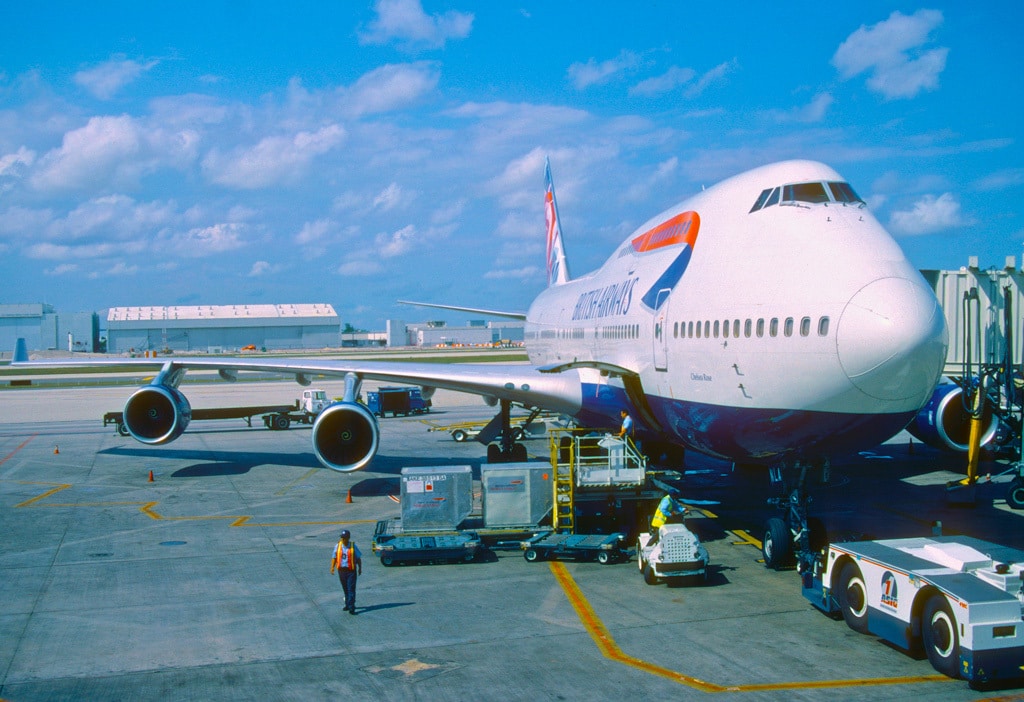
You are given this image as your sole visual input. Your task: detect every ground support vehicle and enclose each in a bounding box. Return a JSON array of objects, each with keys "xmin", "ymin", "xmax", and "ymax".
[
  {"xmin": 367, "ymin": 386, "xmax": 430, "ymax": 417},
  {"xmin": 260, "ymin": 388, "xmax": 334, "ymax": 429},
  {"xmin": 805, "ymin": 536, "xmax": 1024, "ymax": 687},
  {"xmin": 371, "ymin": 519, "xmax": 483, "ymax": 566},
  {"xmin": 520, "ymin": 531, "xmax": 629, "ymax": 564},
  {"xmin": 637, "ymin": 522, "xmax": 710, "ymax": 586},
  {"xmin": 105, "ymin": 403, "xmax": 297, "ymax": 436}
]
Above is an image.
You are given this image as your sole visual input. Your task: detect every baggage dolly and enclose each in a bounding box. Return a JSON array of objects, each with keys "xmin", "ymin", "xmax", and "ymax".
[
  {"xmin": 372, "ymin": 519, "xmax": 483, "ymax": 566},
  {"xmin": 520, "ymin": 531, "xmax": 629, "ymax": 564}
]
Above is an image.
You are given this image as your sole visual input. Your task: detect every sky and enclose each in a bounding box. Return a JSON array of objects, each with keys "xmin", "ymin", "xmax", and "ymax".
[{"xmin": 1, "ymin": 1, "xmax": 1022, "ymax": 330}]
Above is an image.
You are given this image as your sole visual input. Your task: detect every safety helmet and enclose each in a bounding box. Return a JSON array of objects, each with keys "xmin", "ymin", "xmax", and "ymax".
[{"xmin": 340, "ymin": 530, "xmax": 350, "ymax": 538}]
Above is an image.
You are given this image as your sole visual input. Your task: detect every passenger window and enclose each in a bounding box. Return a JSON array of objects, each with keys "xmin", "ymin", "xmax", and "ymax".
[
  {"xmin": 800, "ymin": 317, "xmax": 811, "ymax": 336},
  {"xmin": 673, "ymin": 322, "xmax": 678, "ymax": 338},
  {"xmin": 713, "ymin": 321, "xmax": 720, "ymax": 338},
  {"xmin": 733, "ymin": 320, "xmax": 740, "ymax": 337},
  {"xmin": 756, "ymin": 319, "xmax": 764, "ymax": 338},
  {"xmin": 722, "ymin": 320, "xmax": 728, "ymax": 338},
  {"xmin": 784, "ymin": 317, "xmax": 794, "ymax": 337},
  {"xmin": 696, "ymin": 322, "xmax": 702, "ymax": 339},
  {"xmin": 769, "ymin": 318, "xmax": 778, "ymax": 337},
  {"xmin": 704, "ymin": 321, "xmax": 710, "ymax": 338},
  {"xmin": 818, "ymin": 317, "xmax": 830, "ymax": 336},
  {"xmin": 744, "ymin": 319, "xmax": 752, "ymax": 338}
]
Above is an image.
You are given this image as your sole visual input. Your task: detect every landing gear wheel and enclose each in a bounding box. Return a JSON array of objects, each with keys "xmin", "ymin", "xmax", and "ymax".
[
  {"xmin": 597, "ymin": 551, "xmax": 611, "ymax": 565},
  {"xmin": 1007, "ymin": 477, "xmax": 1024, "ymax": 510},
  {"xmin": 922, "ymin": 594, "xmax": 960, "ymax": 678},
  {"xmin": 837, "ymin": 562, "xmax": 870, "ymax": 634},
  {"xmin": 523, "ymin": 548, "xmax": 540, "ymax": 563},
  {"xmin": 451, "ymin": 429, "xmax": 467, "ymax": 442},
  {"xmin": 762, "ymin": 517, "xmax": 792, "ymax": 570}
]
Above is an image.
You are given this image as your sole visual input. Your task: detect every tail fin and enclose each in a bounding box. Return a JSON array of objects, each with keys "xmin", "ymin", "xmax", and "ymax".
[{"xmin": 544, "ymin": 158, "xmax": 571, "ymax": 286}]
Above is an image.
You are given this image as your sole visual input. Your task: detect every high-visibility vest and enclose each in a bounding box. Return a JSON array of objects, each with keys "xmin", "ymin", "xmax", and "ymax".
[
  {"xmin": 651, "ymin": 496, "xmax": 681, "ymax": 529},
  {"xmin": 333, "ymin": 542, "xmax": 358, "ymax": 571}
]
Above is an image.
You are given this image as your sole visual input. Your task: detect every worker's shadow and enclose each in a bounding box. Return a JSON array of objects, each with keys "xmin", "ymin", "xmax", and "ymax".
[{"xmin": 353, "ymin": 602, "xmax": 415, "ymax": 614}]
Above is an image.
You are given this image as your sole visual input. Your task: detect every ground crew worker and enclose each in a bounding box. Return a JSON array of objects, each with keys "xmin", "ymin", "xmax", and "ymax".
[
  {"xmin": 330, "ymin": 529, "xmax": 362, "ymax": 615},
  {"xmin": 648, "ymin": 492, "xmax": 686, "ymax": 545},
  {"xmin": 618, "ymin": 409, "xmax": 634, "ymax": 440}
]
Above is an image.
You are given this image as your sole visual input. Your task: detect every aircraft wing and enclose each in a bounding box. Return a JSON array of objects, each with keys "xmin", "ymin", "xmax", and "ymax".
[{"xmin": 11, "ymin": 352, "xmax": 584, "ymax": 416}]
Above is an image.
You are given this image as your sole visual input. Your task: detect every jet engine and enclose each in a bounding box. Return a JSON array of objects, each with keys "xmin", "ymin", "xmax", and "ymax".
[
  {"xmin": 122, "ymin": 384, "xmax": 192, "ymax": 445},
  {"xmin": 905, "ymin": 382, "xmax": 998, "ymax": 452},
  {"xmin": 311, "ymin": 402, "xmax": 380, "ymax": 472}
]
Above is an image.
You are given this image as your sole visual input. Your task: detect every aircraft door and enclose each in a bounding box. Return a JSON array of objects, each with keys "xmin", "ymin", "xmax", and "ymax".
[{"xmin": 653, "ymin": 288, "xmax": 671, "ymax": 371}]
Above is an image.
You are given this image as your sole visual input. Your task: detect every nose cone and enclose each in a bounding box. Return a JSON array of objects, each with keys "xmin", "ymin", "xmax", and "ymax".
[{"xmin": 837, "ymin": 277, "xmax": 948, "ymax": 403}]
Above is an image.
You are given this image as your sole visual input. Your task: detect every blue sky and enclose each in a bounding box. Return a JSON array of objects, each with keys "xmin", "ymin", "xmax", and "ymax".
[{"xmin": 1, "ymin": 1, "xmax": 1021, "ymax": 329}]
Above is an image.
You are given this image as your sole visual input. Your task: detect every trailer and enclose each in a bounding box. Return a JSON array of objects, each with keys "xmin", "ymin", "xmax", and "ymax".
[
  {"xmin": 367, "ymin": 386, "xmax": 430, "ymax": 417},
  {"xmin": 805, "ymin": 535, "xmax": 1024, "ymax": 687},
  {"xmin": 371, "ymin": 519, "xmax": 483, "ymax": 566},
  {"xmin": 104, "ymin": 403, "xmax": 297, "ymax": 435},
  {"xmin": 520, "ymin": 531, "xmax": 630, "ymax": 564}
]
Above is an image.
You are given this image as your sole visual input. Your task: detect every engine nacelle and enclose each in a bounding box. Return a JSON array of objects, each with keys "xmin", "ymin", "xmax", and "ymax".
[
  {"xmin": 123, "ymin": 384, "xmax": 192, "ymax": 445},
  {"xmin": 311, "ymin": 402, "xmax": 380, "ymax": 472},
  {"xmin": 905, "ymin": 383, "xmax": 998, "ymax": 452}
]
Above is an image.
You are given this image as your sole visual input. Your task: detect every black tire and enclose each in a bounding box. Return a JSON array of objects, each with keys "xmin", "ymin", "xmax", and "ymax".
[
  {"xmin": 922, "ymin": 595, "xmax": 960, "ymax": 678},
  {"xmin": 1007, "ymin": 477, "xmax": 1024, "ymax": 510},
  {"xmin": 462, "ymin": 552, "xmax": 476, "ymax": 563},
  {"xmin": 117, "ymin": 422, "xmax": 130, "ymax": 437},
  {"xmin": 597, "ymin": 551, "xmax": 611, "ymax": 565},
  {"xmin": 643, "ymin": 563, "xmax": 659, "ymax": 585},
  {"xmin": 452, "ymin": 429, "xmax": 468, "ymax": 442},
  {"xmin": 762, "ymin": 517, "xmax": 792, "ymax": 570},
  {"xmin": 511, "ymin": 443, "xmax": 528, "ymax": 462},
  {"xmin": 273, "ymin": 414, "xmax": 290, "ymax": 431},
  {"xmin": 380, "ymin": 553, "xmax": 395, "ymax": 567},
  {"xmin": 523, "ymin": 548, "xmax": 540, "ymax": 563},
  {"xmin": 836, "ymin": 562, "xmax": 870, "ymax": 634}
]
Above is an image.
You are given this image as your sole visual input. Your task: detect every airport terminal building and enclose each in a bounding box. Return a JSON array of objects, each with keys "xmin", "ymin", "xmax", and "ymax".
[
  {"xmin": 0, "ymin": 304, "xmax": 100, "ymax": 353},
  {"xmin": 106, "ymin": 304, "xmax": 341, "ymax": 353}
]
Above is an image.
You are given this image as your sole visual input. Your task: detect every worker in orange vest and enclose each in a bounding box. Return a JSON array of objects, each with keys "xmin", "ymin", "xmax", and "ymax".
[{"xmin": 330, "ymin": 529, "xmax": 363, "ymax": 615}]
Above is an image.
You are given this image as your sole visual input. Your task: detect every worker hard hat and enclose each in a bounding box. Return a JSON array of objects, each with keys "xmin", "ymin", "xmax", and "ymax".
[{"xmin": 340, "ymin": 530, "xmax": 350, "ymax": 538}]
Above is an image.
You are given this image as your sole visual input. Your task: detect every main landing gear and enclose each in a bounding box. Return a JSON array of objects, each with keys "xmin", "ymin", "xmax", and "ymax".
[
  {"xmin": 761, "ymin": 460, "xmax": 829, "ymax": 581},
  {"xmin": 486, "ymin": 399, "xmax": 529, "ymax": 463}
]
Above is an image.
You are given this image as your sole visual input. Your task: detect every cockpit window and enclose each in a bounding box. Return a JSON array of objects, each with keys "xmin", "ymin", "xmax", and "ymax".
[
  {"xmin": 827, "ymin": 181, "xmax": 864, "ymax": 204},
  {"xmin": 750, "ymin": 180, "xmax": 864, "ymax": 212},
  {"xmin": 782, "ymin": 182, "xmax": 829, "ymax": 204}
]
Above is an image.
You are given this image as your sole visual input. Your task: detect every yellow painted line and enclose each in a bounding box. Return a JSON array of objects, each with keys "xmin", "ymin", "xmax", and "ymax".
[
  {"xmin": 550, "ymin": 561, "xmax": 951, "ymax": 692},
  {"xmin": 14, "ymin": 482, "xmax": 72, "ymax": 507},
  {"xmin": 274, "ymin": 468, "xmax": 319, "ymax": 496},
  {"xmin": 731, "ymin": 529, "xmax": 763, "ymax": 548}
]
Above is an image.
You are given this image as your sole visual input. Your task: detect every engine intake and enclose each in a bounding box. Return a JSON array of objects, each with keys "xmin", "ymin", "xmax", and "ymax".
[
  {"xmin": 123, "ymin": 384, "xmax": 192, "ymax": 445},
  {"xmin": 906, "ymin": 383, "xmax": 998, "ymax": 452},
  {"xmin": 312, "ymin": 402, "xmax": 379, "ymax": 472}
]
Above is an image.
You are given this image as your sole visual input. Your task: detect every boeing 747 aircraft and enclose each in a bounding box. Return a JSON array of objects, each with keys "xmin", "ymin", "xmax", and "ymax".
[{"xmin": 13, "ymin": 159, "xmax": 949, "ymax": 570}]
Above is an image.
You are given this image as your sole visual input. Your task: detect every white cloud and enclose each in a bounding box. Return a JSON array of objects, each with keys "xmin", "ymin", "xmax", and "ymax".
[
  {"xmin": 74, "ymin": 56, "xmax": 158, "ymax": 99},
  {"xmin": 337, "ymin": 259, "xmax": 382, "ymax": 276},
  {"xmin": 833, "ymin": 10, "xmax": 947, "ymax": 100},
  {"xmin": 248, "ymin": 261, "xmax": 280, "ymax": 276},
  {"xmin": 376, "ymin": 224, "xmax": 417, "ymax": 258},
  {"xmin": 484, "ymin": 266, "xmax": 539, "ymax": 280},
  {"xmin": 202, "ymin": 124, "xmax": 345, "ymax": 189},
  {"xmin": 172, "ymin": 222, "xmax": 247, "ymax": 256},
  {"xmin": 360, "ymin": 0, "xmax": 473, "ymax": 50},
  {"xmin": 685, "ymin": 60, "xmax": 738, "ymax": 97},
  {"xmin": 343, "ymin": 63, "xmax": 439, "ymax": 116},
  {"xmin": 767, "ymin": 93, "xmax": 834, "ymax": 124},
  {"xmin": 629, "ymin": 66, "xmax": 696, "ymax": 97},
  {"xmin": 568, "ymin": 51, "xmax": 641, "ymax": 90},
  {"xmin": 373, "ymin": 182, "xmax": 406, "ymax": 211},
  {"xmin": 889, "ymin": 193, "xmax": 967, "ymax": 235},
  {"xmin": 0, "ymin": 146, "xmax": 36, "ymax": 176},
  {"xmin": 45, "ymin": 263, "xmax": 79, "ymax": 275},
  {"xmin": 296, "ymin": 219, "xmax": 335, "ymax": 245}
]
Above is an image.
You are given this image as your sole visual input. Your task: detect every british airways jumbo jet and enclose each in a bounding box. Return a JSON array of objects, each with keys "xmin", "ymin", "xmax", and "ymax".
[{"xmin": 13, "ymin": 159, "xmax": 948, "ymax": 569}]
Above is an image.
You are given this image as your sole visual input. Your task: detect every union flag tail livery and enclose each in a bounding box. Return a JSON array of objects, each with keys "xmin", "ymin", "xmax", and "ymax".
[{"xmin": 544, "ymin": 158, "xmax": 570, "ymax": 287}]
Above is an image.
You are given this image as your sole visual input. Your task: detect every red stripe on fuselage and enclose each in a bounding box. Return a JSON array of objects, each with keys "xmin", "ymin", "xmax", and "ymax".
[{"xmin": 631, "ymin": 211, "xmax": 700, "ymax": 254}]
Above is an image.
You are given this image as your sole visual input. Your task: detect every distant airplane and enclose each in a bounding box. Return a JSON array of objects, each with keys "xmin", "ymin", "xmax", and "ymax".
[{"xmin": 13, "ymin": 158, "xmax": 949, "ymax": 571}]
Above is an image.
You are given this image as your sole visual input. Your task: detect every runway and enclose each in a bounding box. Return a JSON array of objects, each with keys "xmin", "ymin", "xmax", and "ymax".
[{"xmin": 1, "ymin": 381, "xmax": 1021, "ymax": 700}]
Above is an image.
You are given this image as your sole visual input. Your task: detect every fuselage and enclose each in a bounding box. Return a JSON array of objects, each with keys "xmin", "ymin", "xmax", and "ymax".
[{"xmin": 524, "ymin": 160, "xmax": 948, "ymax": 464}]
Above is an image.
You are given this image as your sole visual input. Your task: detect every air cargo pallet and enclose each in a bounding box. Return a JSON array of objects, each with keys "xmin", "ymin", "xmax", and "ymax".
[
  {"xmin": 520, "ymin": 531, "xmax": 630, "ymax": 564},
  {"xmin": 371, "ymin": 519, "xmax": 483, "ymax": 566}
]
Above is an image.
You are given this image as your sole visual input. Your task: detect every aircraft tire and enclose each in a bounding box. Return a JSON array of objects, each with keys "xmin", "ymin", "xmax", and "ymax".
[
  {"xmin": 837, "ymin": 562, "xmax": 870, "ymax": 634},
  {"xmin": 1007, "ymin": 477, "xmax": 1024, "ymax": 510},
  {"xmin": 922, "ymin": 594, "xmax": 960, "ymax": 678},
  {"xmin": 762, "ymin": 517, "xmax": 791, "ymax": 570}
]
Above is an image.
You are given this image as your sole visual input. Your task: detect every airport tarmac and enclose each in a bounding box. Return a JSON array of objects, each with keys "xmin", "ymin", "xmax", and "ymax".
[{"xmin": 1, "ymin": 381, "xmax": 1022, "ymax": 701}]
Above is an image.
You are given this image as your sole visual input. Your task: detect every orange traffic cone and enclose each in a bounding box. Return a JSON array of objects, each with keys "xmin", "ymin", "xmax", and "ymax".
[
  {"xmin": 54, "ymin": 445, "xmax": 59, "ymax": 454},
  {"xmin": 148, "ymin": 470, "xmax": 154, "ymax": 482},
  {"xmin": 346, "ymin": 488, "xmax": 353, "ymax": 504}
]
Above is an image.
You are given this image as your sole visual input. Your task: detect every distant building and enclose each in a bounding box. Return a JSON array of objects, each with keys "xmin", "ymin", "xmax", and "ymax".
[
  {"xmin": 106, "ymin": 304, "xmax": 340, "ymax": 353},
  {"xmin": 401, "ymin": 320, "xmax": 525, "ymax": 347},
  {"xmin": 0, "ymin": 304, "xmax": 100, "ymax": 352}
]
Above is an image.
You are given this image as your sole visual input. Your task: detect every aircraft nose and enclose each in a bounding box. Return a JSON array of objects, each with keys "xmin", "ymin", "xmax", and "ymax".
[{"xmin": 836, "ymin": 277, "xmax": 948, "ymax": 403}]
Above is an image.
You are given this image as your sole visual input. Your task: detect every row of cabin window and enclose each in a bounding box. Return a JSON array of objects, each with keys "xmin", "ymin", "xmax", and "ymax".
[{"xmin": 673, "ymin": 316, "xmax": 830, "ymax": 340}]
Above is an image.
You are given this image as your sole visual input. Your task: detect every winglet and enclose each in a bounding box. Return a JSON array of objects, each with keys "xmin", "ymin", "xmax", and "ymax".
[
  {"xmin": 13, "ymin": 338, "xmax": 29, "ymax": 363},
  {"xmin": 544, "ymin": 158, "xmax": 571, "ymax": 286}
]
